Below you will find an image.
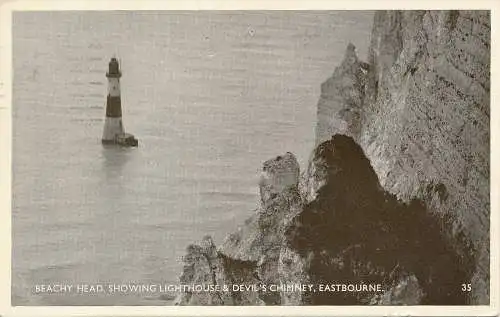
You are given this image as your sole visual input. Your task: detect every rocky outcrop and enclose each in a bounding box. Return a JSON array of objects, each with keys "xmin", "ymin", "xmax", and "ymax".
[
  {"xmin": 174, "ymin": 235, "xmax": 262, "ymax": 305},
  {"xmin": 175, "ymin": 10, "xmax": 490, "ymax": 305},
  {"xmin": 175, "ymin": 152, "xmax": 302, "ymax": 305},
  {"xmin": 315, "ymin": 43, "xmax": 368, "ymax": 144}
]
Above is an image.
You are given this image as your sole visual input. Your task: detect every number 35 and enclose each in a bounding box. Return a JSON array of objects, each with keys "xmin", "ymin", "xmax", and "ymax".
[{"xmin": 461, "ymin": 283, "xmax": 471, "ymax": 292}]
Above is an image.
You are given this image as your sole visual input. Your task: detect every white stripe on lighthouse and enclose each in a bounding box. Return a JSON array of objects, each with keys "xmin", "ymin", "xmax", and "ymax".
[
  {"xmin": 108, "ymin": 78, "xmax": 121, "ymax": 97},
  {"xmin": 102, "ymin": 117, "xmax": 124, "ymax": 141}
]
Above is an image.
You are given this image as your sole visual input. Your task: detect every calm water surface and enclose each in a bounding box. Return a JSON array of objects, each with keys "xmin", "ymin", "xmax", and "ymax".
[{"xmin": 12, "ymin": 11, "xmax": 373, "ymax": 305}]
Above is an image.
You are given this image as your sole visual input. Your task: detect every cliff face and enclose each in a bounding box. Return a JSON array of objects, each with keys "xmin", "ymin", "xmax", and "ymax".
[
  {"xmin": 175, "ymin": 10, "xmax": 490, "ymax": 305},
  {"xmin": 316, "ymin": 10, "xmax": 489, "ymax": 303},
  {"xmin": 365, "ymin": 10, "xmax": 490, "ymax": 249}
]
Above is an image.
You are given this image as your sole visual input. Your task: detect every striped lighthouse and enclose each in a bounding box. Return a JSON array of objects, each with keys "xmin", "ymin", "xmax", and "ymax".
[{"xmin": 102, "ymin": 57, "xmax": 138, "ymax": 147}]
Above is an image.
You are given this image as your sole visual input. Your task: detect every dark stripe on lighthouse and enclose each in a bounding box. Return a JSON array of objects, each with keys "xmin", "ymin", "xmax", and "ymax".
[{"xmin": 106, "ymin": 95, "xmax": 122, "ymax": 117}]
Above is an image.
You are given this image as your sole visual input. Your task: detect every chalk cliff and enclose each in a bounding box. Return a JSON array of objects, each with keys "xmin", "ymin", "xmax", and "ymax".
[
  {"xmin": 316, "ymin": 10, "xmax": 490, "ymax": 303},
  {"xmin": 175, "ymin": 10, "xmax": 490, "ymax": 305}
]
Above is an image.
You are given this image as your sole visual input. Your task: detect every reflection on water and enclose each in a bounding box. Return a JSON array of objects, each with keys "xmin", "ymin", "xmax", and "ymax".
[
  {"xmin": 100, "ymin": 145, "xmax": 133, "ymax": 179},
  {"xmin": 12, "ymin": 11, "xmax": 373, "ymax": 305}
]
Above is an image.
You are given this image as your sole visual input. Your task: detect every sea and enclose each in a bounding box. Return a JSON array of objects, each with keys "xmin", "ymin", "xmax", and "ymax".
[{"xmin": 11, "ymin": 11, "xmax": 373, "ymax": 305}]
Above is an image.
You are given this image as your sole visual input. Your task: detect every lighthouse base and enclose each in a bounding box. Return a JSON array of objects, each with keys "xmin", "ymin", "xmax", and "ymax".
[
  {"xmin": 102, "ymin": 133, "xmax": 138, "ymax": 147},
  {"xmin": 102, "ymin": 117, "xmax": 138, "ymax": 147}
]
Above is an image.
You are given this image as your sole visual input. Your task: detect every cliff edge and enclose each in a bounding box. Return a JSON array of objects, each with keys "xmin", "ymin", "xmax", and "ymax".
[{"xmin": 175, "ymin": 10, "xmax": 490, "ymax": 305}]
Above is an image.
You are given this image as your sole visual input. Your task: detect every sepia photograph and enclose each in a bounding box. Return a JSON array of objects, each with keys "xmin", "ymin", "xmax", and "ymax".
[{"xmin": 1, "ymin": 1, "xmax": 497, "ymax": 315}]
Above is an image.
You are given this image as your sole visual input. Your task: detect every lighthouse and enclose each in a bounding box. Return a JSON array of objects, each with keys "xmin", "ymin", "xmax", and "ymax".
[{"xmin": 102, "ymin": 57, "xmax": 138, "ymax": 147}]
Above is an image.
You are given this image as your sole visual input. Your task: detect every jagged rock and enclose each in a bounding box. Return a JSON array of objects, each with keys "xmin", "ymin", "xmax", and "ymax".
[
  {"xmin": 278, "ymin": 245, "xmax": 311, "ymax": 305},
  {"xmin": 221, "ymin": 151, "xmax": 302, "ymax": 264},
  {"xmin": 227, "ymin": 152, "xmax": 302, "ymax": 305},
  {"xmin": 258, "ymin": 152, "xmax": 300, "ymax": 204},
  {"xmin": 176, "ymin": 152, "xmax": 302, "ymax": 306},
  {"xmin": 174, "ymin": 234, "xmax": 264, "ymax": 305},
  {"xmin": 315, "ymin": 43, "xmax": 367, "ymax": 145},
  {"xmin": 175, "ymin": 236, "xmax": 232, "ymax": 305}
]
